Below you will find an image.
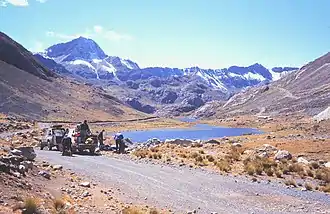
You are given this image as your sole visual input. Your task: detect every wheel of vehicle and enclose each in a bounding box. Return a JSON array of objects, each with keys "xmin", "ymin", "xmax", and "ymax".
[
  {"xmin": 78, "ymin": 149, "xmax": 84, "ymax": 154},
  {"xmin": 89, "ymin": 148, "xmax": 95, "ymax": 155},
  {"xmin": 48, "ymin": 141, "xmax": 52, "ymax": 151},
  {"xmin": 40, "ymin": 141, "xmax": 44, "ymax": 150}
]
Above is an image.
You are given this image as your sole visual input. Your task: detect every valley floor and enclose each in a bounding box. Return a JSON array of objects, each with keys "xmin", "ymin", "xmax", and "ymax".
[{"xmin": 1, "ymin": 114, "xmax": 330, "ymax": 213}]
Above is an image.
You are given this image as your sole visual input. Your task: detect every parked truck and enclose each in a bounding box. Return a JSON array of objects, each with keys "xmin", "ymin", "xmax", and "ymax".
[
  {"xmin": 40, "ymin": 125, "xmax": 66, "ymax": 150},
  {"xmin": 67, "ymin": 127, "xmax": 98, "ymax": 154}
]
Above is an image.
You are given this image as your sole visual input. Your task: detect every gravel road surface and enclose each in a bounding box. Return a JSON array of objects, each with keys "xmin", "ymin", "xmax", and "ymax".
[{"xmin": 36, "ymin": 150, "xmax": 330, "ymax": 214}]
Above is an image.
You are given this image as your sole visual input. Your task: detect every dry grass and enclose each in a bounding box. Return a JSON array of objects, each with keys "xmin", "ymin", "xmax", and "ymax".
[
  {"xmin": 275, "ymin": 170, "xmax": 283, "ymax": 178},
  {"xmin": 284, "ymin": 178, "xmax": 297, "ymax": 187},
  {"xmin": 304, "ymin": 182, "xmax": 313, "ymax": 191},
  {"xmin": 244, "ymin": 164, "xmax": 255, "ymax": 176},
  {"xmin": 122, "ymin": 207, "xmax": 160, "ymax": 214},
  {"xmin": 321, "ymin": 184, "xmax": 330, "ymax": 193},
  {"xmin": 315, "ymin": 168, "xmax": 330, "ymax": 183},
  {"xmin": 217, "ymin": 159, "xmax": 231, "ymax": 172},
  {"xmin": 133, "ymin": 150, "xmax": 149, "ymax": 159},
  {"xmin": 310, "ymin": 162, "xmax": 320, "ymax": 169},
  {"xmin": 226, "ymin": 146, "xmax": 243, "ymax": 161},
  {"xmin": 23, "ymin": 197, "xmax": 38, "ymax": 214},
  {"xmin": 206, "ymin": 155, "xmax": 215, "ymax": 162},
  {"xmin": 265, "ymin": 168, "xmax": 274, "ymax": 176}
]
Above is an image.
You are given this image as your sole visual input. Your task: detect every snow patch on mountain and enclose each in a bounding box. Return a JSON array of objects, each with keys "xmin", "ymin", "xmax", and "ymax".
[
  {"xmin": 121, "ymin": 59, "xmax": 134, "ymax": 69},
  {"xmin": 243, "ymin": 72, "xmax": 266, "ymax": 81},
  {"xmin": 71, "ymin": 60, "xmax": 95, "ymax": 70}
]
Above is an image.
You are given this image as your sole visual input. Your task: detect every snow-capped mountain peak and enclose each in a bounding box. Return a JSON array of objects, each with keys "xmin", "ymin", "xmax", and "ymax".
[
  {"xmin": 45, "ymin": 36, "xmax": 107, "ymax": 63},
  {"xmin": 40, "ymin": 37, "xmax": 139, "ymax": 80}
]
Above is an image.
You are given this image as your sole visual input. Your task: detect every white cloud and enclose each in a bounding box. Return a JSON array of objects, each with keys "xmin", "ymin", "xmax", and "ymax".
[
  {"xmin": 0, "ymin": 1, "xmax": 7, "ymax": 6},
  {"xmin": 5, "ymin": 0, "xmax": 28, "ymax": 6},
  {"xmin": 46, "ymin": 31, "xmax": 91, "ymax": 40},
  {"xmin": 30, "ymin": 41, "xmax": 44, "ymax": 53},
  {"xmin": 93, "ymin": 25, "xmax": 103, "ymax": 34},
  {"xmin": 1, "ymin": 0, "xmax": 48, "ymax": 7},
  {"xmin": 46, "ymin": 26, "xmax": 134, "ymax": 42}
]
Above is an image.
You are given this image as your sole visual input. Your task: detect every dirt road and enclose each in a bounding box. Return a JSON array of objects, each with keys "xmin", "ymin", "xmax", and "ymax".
[{"xmin": 36, "ymin": 150, "xmax": 330, "ymax": 214}]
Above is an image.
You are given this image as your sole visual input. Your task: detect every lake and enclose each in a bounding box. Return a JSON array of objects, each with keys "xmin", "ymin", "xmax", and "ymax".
[{"xmin": 116, "ymin": 123, "xmax": 262, "ymax": 143}]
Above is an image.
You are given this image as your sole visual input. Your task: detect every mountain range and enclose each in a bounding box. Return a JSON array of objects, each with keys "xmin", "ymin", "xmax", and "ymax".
[
  {"xmin": 194, "ymin": 52, "xmax": 330, "ymax": 119},
  {"xmin": 0, "ymin": 32, "xmax": 147, "ymax": 121},
  {"xmin": 34, "ymin": 37, "xmax": 298, "ymax": 115}
]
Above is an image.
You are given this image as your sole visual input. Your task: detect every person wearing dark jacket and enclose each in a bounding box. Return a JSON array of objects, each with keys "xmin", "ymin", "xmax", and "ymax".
[
  {"xmin": 98, "ymin": 130, "xmax": 105, "ymax": 148},
  {"xmin": 114, "ymin": 132, "xmax": 124, "ymax": 153},
  {"xmin": 80, "ymin": 120, "xmax": 90, "ymax": 143},
  {"xmin": 61, "ymin": 129, "xmax": 72, "ymax": 156}
]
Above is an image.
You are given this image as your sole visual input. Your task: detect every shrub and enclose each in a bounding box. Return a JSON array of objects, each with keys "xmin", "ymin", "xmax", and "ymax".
[
  {"xmin": 206, "ymin": 155, "xmax": 215, "ymax": 162},
  {"xmin": 292, "ymin": 157, "xmax": 298, "ymax": 163},
  {"xmin": 150, "ymin": 147, "xmax": 159, "ymax": 153},
  {"xmin": 245, "ymin": 164, "xmax": 255, "ymax": 176},
  {"xmin": 152, "ymin": 153, "xmax": 158, "ymax": 159},
  {"xmin": 304, "ymin": 183, "xmax": 313, "ymax": 191},
  {"xmin": 321, "ymin": 184, "xmax": 330, "ymax": 193},
  {"xmin": 265, "ymin": 168, "xmax": 274, "ymax": 176},
  {"xmin": 133, "ymin": 150, "xmax": 148, "ymax": 159},
  {"xmin": 227, "ymin": 146, "xmax": 242, "ymax": 161},
  {"xmin": 284, "ymin": 179, "xmax": 297, "ymax": 187},
  {"xmin": 288, "ymin": 163, "xmax": 304, "ymax": 174},
  {"xmin": 23, "ymin": 198, "xmax": 38, "ymax": 214},
  {"xmin": 306, "ymin": 169, "xmax": 314, "ymax": 177},
  {"xmin": 195, "ymin": 155, "xmax": 203, "ymax": 162},
  {"xmin": 199, "ymin": 150, "xmax": 205, "ymax": 154},
  {"xmin": 255, "ymin": 165, "xmax": 263, "ymax": 175},
  {"xmin": 310, "ymin": 161, "xmax": 320, "ymax": 169},
  {"xmin": 190, "ymin": 152, "xmax": 199, "ymax": 159},
  {"xmin": 315, "ymin": 168, "xmax": 330, "ymax": 183},
  {"xmin": 179, "ymin": 153, "xmax": 187, "ymax": 158},
  {"xmin": 275, "ymin": 170, "xmax": 282, "ymax": 178},
  {"xmin": 217, "ymin": 159, "xmax": 231, "ymax": 172}
]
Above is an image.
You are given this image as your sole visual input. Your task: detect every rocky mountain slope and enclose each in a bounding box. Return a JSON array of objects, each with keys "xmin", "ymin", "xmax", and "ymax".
[
  {"xmin": 34, "ymin": 37, "xmax": 298, "ymax": 115},
  {"xmin": 195, "ymin": 52, "xmax": 330, "ymax": 118},
  {"xmin": 0, "ymin": 32, "xmax": 147, "ymax": 121}
]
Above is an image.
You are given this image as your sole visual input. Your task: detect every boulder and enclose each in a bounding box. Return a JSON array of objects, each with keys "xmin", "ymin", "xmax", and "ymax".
[
  {"xmin": 274, "ymin": 150, "xmax": 292, "ymax": 160},
  {"xmin": 325, "ymin": 162, "xmax": 330, "ymax": 168},
  {"xmin": 164, "ymin": 139, "xmax": 200, "ymax": 146},
  {"xmin": 297, "ymin": 157, "xmax": 309, "ymax": 165},
  {"xmin": 38, "ymin": 170, "xmax": 51, "ymax": 179},
  {"xmin": 258, "ymin": 144, "xmax": 277, "ymax": 153},
  {"xmin": 52, "ymin": 165, "xmax": 63, "ymax": 171},
  {"xmin": 204, "ymin": 139, "xmax": 220, "ymax": 144},
  {"xmin": 22, "ymin": 161, "xmax": 33, "ymax": 170},
  {"xmin": 0, "ymin": 162, "xmax": 10, "ymax": 173},
  {"xmin": 10, "ymin": 149, "xmax": 22, "ymax": 156},
  {"xmin": 18, "ymin": 165, "xmax": 26, "ymax": 174},
  {"xmin": 79, "ymin": 182, "xmax": 91, "ymax": 188},
  {"xmin": 17, "ymin": 147, "xmax": 36, "ymax": 161},
  {"xmin": 232, "ymin": 142, "xmax": 242, "ymax": 147}
]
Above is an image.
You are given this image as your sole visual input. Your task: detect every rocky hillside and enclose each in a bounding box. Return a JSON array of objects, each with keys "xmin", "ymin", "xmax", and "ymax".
[
  {"xmin": 195, "ymin": 52, "xmax": 330, "ymax": 118},
  {"xmin": 0, "ymin": 32, "xmax": 147, "ymax": 121},
  {"xmin": 34, "ymin": 37, "xmax": 297, "ymax": 115},
  {"xmin": 0, "ymin": 32, "xmax": 54, "ymax": 80}
]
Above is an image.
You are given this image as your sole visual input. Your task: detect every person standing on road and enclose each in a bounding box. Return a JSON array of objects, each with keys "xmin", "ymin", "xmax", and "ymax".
[
  {"xmin": 98, "ymin": 130, "xmax": 105, "ymax": 148},
  {"xmin": 61, "ymin": 128, "xmax": 72, "ymax": 156},
  {"xmin": 80, "ymin": 120, "xmax": 90, "ymax": 143},
  {"xmin": 114, "ymin": 132, "xmax": 124, "ymax": 153}
]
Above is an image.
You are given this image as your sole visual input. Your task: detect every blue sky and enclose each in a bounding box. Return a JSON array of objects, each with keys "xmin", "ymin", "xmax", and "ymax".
[{"xmin": 1, "ymin": 0, "xmax": 330, "ymax": 69}]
